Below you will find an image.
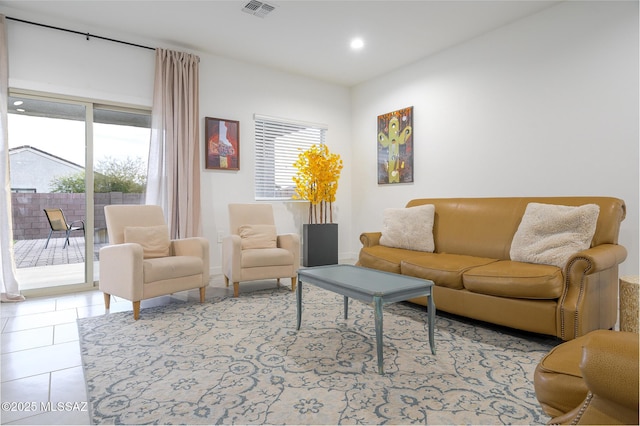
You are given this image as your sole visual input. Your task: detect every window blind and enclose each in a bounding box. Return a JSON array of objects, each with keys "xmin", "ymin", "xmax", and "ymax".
[{"xmin": 254, "ymin": 114, "xmax": 327, "ymax": 200}]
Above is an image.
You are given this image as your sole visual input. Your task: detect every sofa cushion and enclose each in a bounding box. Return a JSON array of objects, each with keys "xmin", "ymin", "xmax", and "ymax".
[
  {"xmin": 143, "ymin": 256, "xmax": 203, "ymax": 283},
  {"xmin": 358, "ymin": 245, "xmax": 432, "ymax": 274},
  {"xmin": 533, "ymin": 333, "xmax": 590, "ymax": 417},
  {"xmin": 510, "ymin": 202, "xmax": 600, "ymax": 268},
  {"xmin": 124, "ymin": 225, "xmax": 170, "ymax": 259},
  {"xmin": 238, "ymin": 224, "xmax": 278, "ymax": 249},
  {"xmin": 401, "ymin": 254, "xmax": 498, "ymax": 290},
  {"xmin": 463, "ymin": 260, "xmax": 564, "ymax": 299},
  {"xmin": 380, "ymin": 204, "xmax": 435, "ymax": 252},
  {"xmin": 241, "ymin": 247, "xmax": 293, "ymax": 268}
]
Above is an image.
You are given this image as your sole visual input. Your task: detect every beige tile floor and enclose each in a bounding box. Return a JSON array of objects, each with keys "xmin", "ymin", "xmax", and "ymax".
[{"xmin": 0, "ymin": 275, "xmax": 289, "ymax": 425}]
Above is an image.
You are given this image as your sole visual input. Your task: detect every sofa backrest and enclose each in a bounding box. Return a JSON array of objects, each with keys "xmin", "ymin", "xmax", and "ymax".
[
  {"xmin": 406, "ymin": 197, "xmax": 626, "ymax": 260},
  {"xmin": 104, "ymin": 204, "xmax": 166, "ymax": 245},
  {"xmin": 228, "ymin": 203, "xmax": 275, "ymax": 235}
]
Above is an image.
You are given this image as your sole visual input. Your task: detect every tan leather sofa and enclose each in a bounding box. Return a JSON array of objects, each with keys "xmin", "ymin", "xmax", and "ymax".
[
  {"xmin": 357, "ymin": 197, "xmax": 627, "ymax": 340},
  {"xmin": 533, "ymin": 330, "xmax": 639, "ymax": 424}
]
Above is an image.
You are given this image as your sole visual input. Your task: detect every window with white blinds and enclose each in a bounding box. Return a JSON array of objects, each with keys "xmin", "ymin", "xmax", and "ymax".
[{"xmin": 254, "ymin": 114, "xmax": 327, "ymax": 200}]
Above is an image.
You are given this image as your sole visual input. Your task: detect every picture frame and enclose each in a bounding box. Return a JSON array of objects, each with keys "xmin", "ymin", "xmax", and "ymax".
[
  {"xmin": 205, "ymin": 117, "xmax": 240, "ymax": 170},
  {"xmin": 377, "ymin": 106, "xmax": 413, "ymax": 184}
]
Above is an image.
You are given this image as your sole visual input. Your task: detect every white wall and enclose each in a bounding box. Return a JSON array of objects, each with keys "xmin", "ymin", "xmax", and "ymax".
[
  {"xmin": 198, "ymin": 55, "xmax": 352, "ymax": 271},
  {"xmin": 4, "ymin": 16, "xmax": 353, "ymax": 275},
  {"xmin": 6, "ymin": 16, "xmax": 155, "ymax": 106},
  {"xmin": 350, "ymin": 1, "xmax": 639, "ymax": 276},
  {"xmin": 4, "ymin": 0, "xmax": 638, "ymax": 278}
]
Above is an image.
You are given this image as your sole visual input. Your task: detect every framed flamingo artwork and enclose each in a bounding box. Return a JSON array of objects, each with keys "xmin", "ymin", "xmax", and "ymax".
[{"xmin": 205, "ymin": 117, "xmax": 239, "ymax": 170}]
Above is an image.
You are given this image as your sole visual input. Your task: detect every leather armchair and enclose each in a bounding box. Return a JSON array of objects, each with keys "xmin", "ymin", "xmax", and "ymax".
[
  {"xmin": 222, "ymin": 203, "xmax": 299, "ymax": 297},
  {"xmin": 534, "ymin": 330, "xmax": 639, "ymax": 424},
  {"xmin": 99, "ymin": 204, "xmax": 210, "ymax": 320}
]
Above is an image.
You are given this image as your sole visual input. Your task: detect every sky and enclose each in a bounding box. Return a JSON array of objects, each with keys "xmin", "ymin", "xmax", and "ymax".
[{"xmin": 8, "ymin": 114, "xmax": 150, "ymax": 168}]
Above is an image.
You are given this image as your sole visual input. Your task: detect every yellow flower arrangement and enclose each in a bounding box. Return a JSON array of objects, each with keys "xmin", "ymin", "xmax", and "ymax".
[{"xmin": 292, "ymin": 144, "xmax": 343, "ymax": 224}]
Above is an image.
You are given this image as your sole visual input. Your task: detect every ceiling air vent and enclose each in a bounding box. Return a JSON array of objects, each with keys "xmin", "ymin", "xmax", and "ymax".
[{"xmin": 241, "ymin": 0, "xmax": 276, "ymax": 18}]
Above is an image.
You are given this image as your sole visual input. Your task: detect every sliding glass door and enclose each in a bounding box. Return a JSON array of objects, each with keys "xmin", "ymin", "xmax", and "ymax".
[
  {"xmin": 8, "ymin": 91, "xmax": 150, "ymax": 294},
  {"xmin": 93, "ymin": 106, "xmax": 151, "ymax": 280},
  {"xmin": 9, "ymin": 94, "xmax": 89, "ymax": 292}
]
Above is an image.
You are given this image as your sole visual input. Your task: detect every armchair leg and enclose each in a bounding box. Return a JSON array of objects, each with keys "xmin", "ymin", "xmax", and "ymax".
[
  {"xmin": 199, "ymin": 287, "xmax": 206, "ymax": 303},
  {"xmin": 291, "ymin": 276, "xmax": 297, "ymax": 293},
  {"xmin": 103, "ymin": 293, "xmax": 111, "ymax": 309},
  {"xmin": 133, "ymin": 301, "xmax": 140, "ymax": 320},
  {"xmin": 233, "ymin": 282, "xmax": 239, "ymax": 298},
  {"xmin": 224, "ymin": 276, "xmax": 229, "ymax": 287}
]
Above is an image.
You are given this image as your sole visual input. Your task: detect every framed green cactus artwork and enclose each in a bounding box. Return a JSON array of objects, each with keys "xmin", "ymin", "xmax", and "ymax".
[{"xmin": 377, "ymin": 106, "xmax": 413, "ymax": 184}]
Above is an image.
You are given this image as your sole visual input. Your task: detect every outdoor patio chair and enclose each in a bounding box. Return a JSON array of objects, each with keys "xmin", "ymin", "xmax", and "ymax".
[{"xmin": 43, "ymin": 208, "xmax": 85, "ymax": 249}]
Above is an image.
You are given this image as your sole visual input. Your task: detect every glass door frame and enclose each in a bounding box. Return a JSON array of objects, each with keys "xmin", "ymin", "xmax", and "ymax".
[
  {"xmin": 9, "ymin": 89, "xmax": 150, "ymax": 294},
  {"xmin": 10, "ymin": 89, "xmax": 95, "ymax": 293}
]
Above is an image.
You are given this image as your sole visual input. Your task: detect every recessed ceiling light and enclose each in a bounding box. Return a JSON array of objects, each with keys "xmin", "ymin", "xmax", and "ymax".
[
  {"xmin": 350, "ymin": 38, "xmax": 364, "ymax": 50},
  {"xmin": 13, "ymin": 100, "xmax": 23, "ymax": 106},
  {"xmin": 16, "ymin": 108, "xmax": 25, "ymax": 112}
]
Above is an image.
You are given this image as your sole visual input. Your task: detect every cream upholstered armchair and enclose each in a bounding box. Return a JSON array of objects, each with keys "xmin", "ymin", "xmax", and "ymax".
[
  {"xmin": 99, "ymin": 204, "xmax": 210, "ymax": 320},
  {"xmin": 222, "ymin": 203, "xmax": 299, "ymax": 297}
]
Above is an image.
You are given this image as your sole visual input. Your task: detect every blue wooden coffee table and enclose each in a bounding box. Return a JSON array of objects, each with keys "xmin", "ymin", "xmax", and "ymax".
[{"xmin": 296, "ymin": 264, "xmax": 436, "ymax": 374}]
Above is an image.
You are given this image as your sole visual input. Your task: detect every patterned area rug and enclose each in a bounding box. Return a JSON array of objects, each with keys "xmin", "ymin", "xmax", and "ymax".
[{"xmin": 77, "ymin": 285, "xmax": 556, "ymax": 424}]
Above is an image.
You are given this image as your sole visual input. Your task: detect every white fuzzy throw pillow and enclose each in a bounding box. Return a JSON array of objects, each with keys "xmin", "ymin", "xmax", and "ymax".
[
  {"xmin": 380, "ymin": 204, "xmax": 435, "ymax": 252},
  {"xmin": 510, "ymin": 203, "xmax": 600, "ymax": 268}
]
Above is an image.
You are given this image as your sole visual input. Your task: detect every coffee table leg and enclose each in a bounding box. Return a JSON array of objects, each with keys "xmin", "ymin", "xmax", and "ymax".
[
  {"xmin": 296, "ymin": 280, "xmax": 302, "ymax": 330},
  {"xmin": 428, "ymin": 293, "xmax": 436, "ymax": 355},
  {"xmin": 373, "ymin": 295, "xmax": 384, "ymax": 375},
  {"xmin": 344, "ymin": 296, "xmax": 349, "ymax": 319}
]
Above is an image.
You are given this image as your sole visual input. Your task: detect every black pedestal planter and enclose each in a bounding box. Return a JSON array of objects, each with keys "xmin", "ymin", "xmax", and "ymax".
[{"xmin": 303, "ymin": 223, "xmax": 338, "ymax": 267}]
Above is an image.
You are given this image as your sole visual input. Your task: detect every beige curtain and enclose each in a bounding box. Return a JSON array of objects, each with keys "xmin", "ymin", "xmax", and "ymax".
[
  {"xmin": 146, "ymin": 48, "xmax": 202, "ymax": 238},
  {"xmin": 0, "ymin": 15, "xmax": 24, "ymax": 302}
]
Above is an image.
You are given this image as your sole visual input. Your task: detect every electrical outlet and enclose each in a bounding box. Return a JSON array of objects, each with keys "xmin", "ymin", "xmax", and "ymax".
[{"xmin": 217, "ymin": 231, "xmax": 224, "ymax": 243}]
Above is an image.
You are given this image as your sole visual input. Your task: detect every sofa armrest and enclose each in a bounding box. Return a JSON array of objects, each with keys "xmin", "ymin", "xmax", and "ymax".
[
  {"xmin": 549, "ymin": 330, "xmax": 639, "ymax": 425},
  {"xmin": 277, "ymin": 233, "xmax": 301, "ymax": 271},
  {"xmin": 98, "ymin": 243, "xmax": 144, "ymax": 301},
  {"xmin": 222, "ymin": 235, "xmax": 242, "ymax": 281},
  {"xmin": 581, "ymin": 331, "xmax": 639, "ymax": 408},
  {"xmin": 565, "ymin": 244, "xmax": 628, "ymax": 275},
  {"xmin": 559, "ymin": 244, "xmax": 628, "ymax": 340},
  {"xmin": 172, "ymin": 237, "xmax": 210, "ymax": 285},
  {"xmin": 360, "ymin": 232, "xmax": 382, "ymax": 247}
]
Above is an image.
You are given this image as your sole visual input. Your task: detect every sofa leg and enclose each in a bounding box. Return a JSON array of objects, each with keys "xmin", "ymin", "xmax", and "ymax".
[
  {"xmin": 199, "ymin": 287, "xmax": 206, "ymax": 302},
  {"xmin": 233, "ymin": 282, "xmax": 239, "ymax": 298},
  {"xmin": 277, "ymin": 278, "xmax": 281, "ymax": 287},
  {"xmin": 133, "ymin": 301, "xmax": 140, "ymax": 320},
  {"xmin": 224, "ymin": 276, "xmax": 229, "ymax": 287},
  {"xmin": 103, "ymin": 293, "xmax": 111, "ymax": 309},
  {"xmin": 291, "ymin": 276, "xmax": 297, "ymax": 293}
]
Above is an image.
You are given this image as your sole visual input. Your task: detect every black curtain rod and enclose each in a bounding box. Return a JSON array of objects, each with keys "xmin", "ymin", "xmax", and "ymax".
[{"xmin": 6, "ymin": 16, "xmax": 155, "ymax": 51}]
